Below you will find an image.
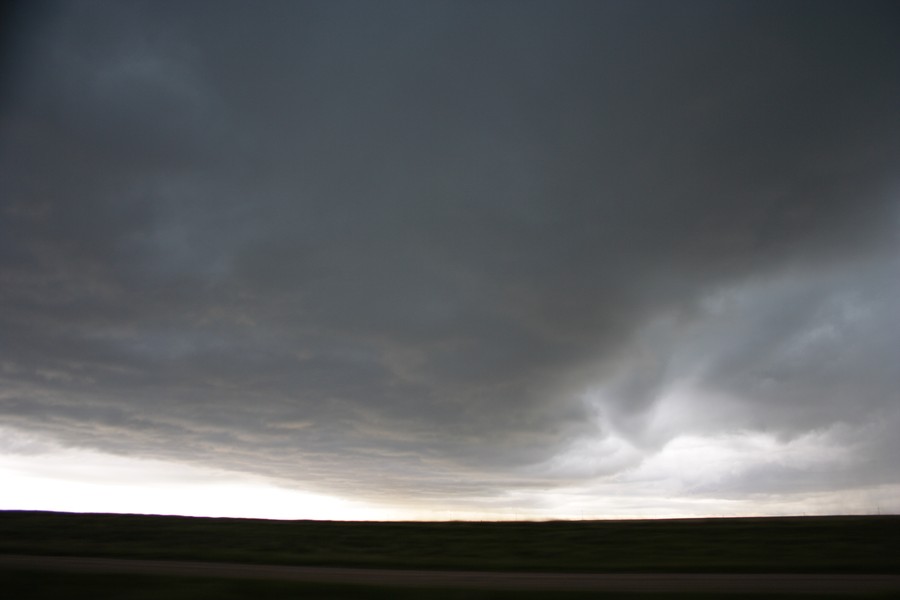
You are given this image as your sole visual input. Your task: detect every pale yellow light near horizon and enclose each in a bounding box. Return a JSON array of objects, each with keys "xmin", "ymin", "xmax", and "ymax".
[
  {"xmin": 0, "ymin": 450, "xmax": 399, "ymax": 521},
  {"xmin": 2, "ymin": 426, "xmax": 897, "ymax": 521}
]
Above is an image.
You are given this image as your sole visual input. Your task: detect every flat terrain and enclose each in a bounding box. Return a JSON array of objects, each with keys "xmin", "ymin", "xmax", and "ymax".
[
  {"xmin": 3, "ymin": 554, "xmax": 900, "ymax": 594},
  {"xmin": 1, "ymin": 511, "xmax": 898, "ymax": 574},
  {"xmin": 3, "ymin": 512, "xmax": 900, "ymax": 597}
]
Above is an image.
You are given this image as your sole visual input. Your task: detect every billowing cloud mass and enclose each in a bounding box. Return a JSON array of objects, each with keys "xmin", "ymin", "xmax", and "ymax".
[{"xmin": 1, "ymin": 0, "xmax": 899, "ymax": 517}]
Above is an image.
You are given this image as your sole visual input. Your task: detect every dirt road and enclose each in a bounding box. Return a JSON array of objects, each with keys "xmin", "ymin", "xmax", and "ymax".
[{"xmin": 2, "ymin": 554, "xmax": 899, "ymax": 594}]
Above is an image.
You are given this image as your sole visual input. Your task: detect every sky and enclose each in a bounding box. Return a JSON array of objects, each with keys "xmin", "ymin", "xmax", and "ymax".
[{"xmin": 1, "ymin": 0, "xmax": 899, "ymax": 521}]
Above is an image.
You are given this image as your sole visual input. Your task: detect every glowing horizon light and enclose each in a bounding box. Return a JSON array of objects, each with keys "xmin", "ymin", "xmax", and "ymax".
[
  {"xmin": 0, "ymin": 428, "xmax": 402, "ymax": 521},
  {"xmin": 2, "ymin": 425, "xmax": 898, "ymax": 522}
]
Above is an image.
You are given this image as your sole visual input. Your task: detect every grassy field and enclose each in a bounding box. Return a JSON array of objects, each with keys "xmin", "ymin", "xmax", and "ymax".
[
  {"xmin": 0, "ymin": 569, "xmax": 591, "ymax": 600},
  {"xmin": 1, "ymin": 511, "xmax": 898, "ymax": 574},
  {"xmin": 2, "ymin": 570, "xmax": 899, "ymax": 600}
]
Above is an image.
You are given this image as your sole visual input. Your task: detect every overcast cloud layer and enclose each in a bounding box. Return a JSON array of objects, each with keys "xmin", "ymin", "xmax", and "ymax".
[{"xmin": 1, "ymin": 0, "xmax": 899, "ymax": 515}]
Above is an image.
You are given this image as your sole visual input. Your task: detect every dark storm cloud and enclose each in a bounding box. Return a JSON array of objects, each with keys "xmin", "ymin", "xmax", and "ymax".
[{"xmin": 2, "ymin": 0, "xmax": 899, "ymax": 505}]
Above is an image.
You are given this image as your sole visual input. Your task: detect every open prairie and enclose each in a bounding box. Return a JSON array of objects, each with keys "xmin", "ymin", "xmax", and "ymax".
[
  {"xmin": 1, "ymin": 511, "xmax": 899, "ymax": 574},
  {"xmin": 4, "ymin": 512, "xmax": 900, "ymax": 598}
]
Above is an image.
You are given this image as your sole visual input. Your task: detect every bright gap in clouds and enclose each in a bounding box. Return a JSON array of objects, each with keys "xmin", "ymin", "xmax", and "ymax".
[
  {"xmin": 0, "ymin": 427, "xmax": 401, "ymax": 521},
  {"xmin": 3, "ymin": 425, "xmax": 898, "ymax": 521}
]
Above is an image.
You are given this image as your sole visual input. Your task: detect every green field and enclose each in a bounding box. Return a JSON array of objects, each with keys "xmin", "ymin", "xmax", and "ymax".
[
  {"xmin": 1, "ymin": 511, "xmax": 898, "ymax": 574},
  {"xmin": 6, "ymin": 569, "xmax": 899, "ymax": 600}
]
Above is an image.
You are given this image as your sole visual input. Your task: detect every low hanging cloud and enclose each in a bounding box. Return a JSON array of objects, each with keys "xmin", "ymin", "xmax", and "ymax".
[{"xmin": 1, "ymin": 0, "xmax": 899, "ymax": 511}]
